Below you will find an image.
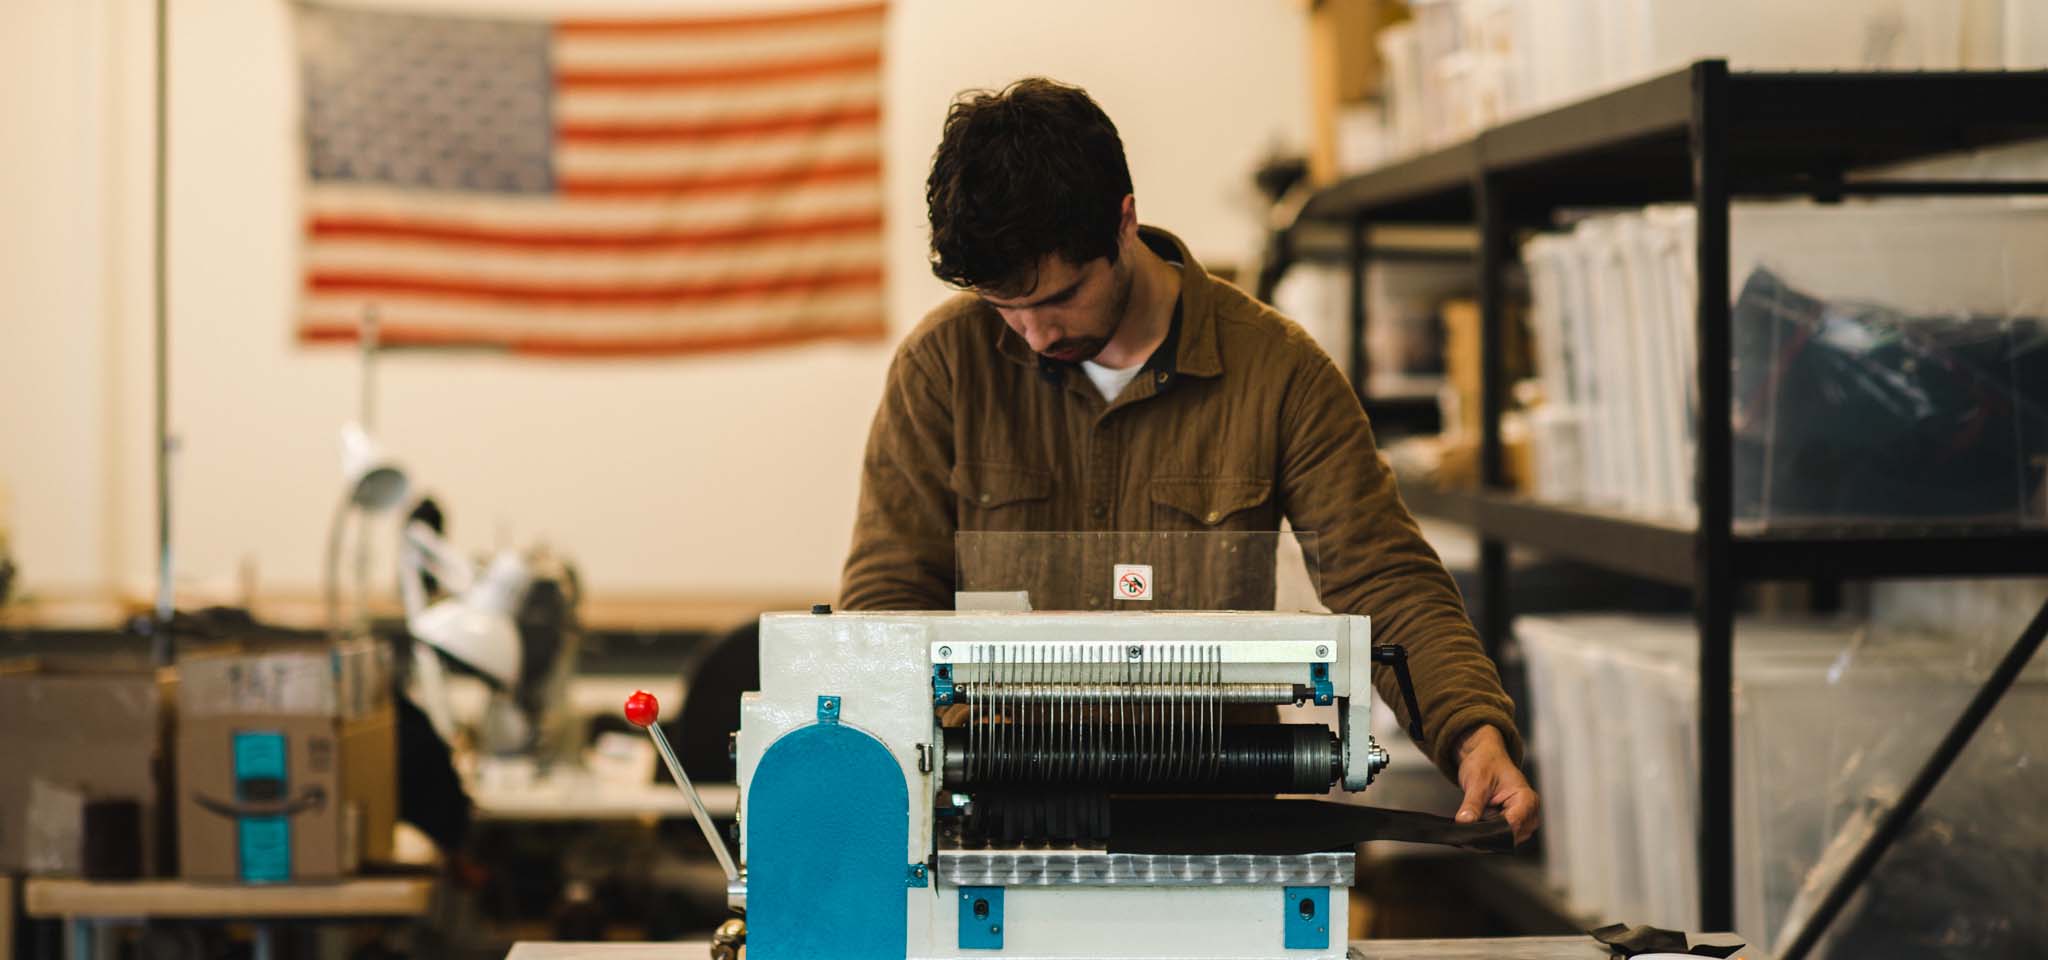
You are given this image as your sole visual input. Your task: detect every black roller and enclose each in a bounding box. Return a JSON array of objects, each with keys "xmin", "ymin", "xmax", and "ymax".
[{"xmin": 941, "ymin": 724, "xmax": 1338, "ymax": 794}]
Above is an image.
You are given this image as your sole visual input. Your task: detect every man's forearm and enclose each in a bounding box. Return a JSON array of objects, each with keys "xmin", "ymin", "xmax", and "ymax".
[{"xmin": 839, "ymin": 537, "xmax": 952, "ymax": 610}]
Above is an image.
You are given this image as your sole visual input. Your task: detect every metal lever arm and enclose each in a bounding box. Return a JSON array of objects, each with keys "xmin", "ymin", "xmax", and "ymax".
[
  {"xmin": 625, "ymin": 690, "xmax": 741, "ymax": 885},
  {"xmin": 1372, "ymin": 645, "xmax": 1427, "ymax": 743}
]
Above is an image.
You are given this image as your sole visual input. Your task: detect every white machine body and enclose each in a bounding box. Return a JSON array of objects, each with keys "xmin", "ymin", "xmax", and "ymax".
[{"xmin": 734, "ymin": 611, "xmax": 1382, "ymax": 960}]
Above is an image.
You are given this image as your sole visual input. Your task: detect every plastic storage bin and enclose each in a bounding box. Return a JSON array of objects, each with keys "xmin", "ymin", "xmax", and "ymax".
[
  {"xmin": 1509, "ymin": 0, "xmax": 1971, "ymax": 115},
  {"xmin": 1726, "ymin": 204, "xmax": 2048, "ymax": 528},
  {"xmin": 1520, "ymin": 202, "xmax": 2048, "ymax": 528},
  {"xmin": 1518, "ymin": 613, "xmax": 2048, "ymax": 956}
]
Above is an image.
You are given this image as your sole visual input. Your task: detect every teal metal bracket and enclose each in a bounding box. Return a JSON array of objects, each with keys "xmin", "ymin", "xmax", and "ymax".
[
  {"xmin": 958, "ymin": 886, "xmax": 1003, "ymax": 950},
  {"xmin": 1309, "ymin": 664, "xmax": 1334, "ymax": 706}
]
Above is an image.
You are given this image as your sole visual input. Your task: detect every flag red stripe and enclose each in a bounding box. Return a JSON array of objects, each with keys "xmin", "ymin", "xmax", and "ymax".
[
  {"xmin": 557, "ymin": 158, "xmax": 879, "ymax": 197},
  {"xmin": 306, "ymin": 266, "xmax": 883, "ymax": 306},
  {"xmin": 555, "ymin": 2, "xmax": 885, "ymax": 37},
  {"xmin": 556, "ymin": 103, "xmax": 880, "ymax": 144},
  {"xmin": 301, "ymin": 319, "xmax": 888, "ymax": 356},
  {"xmin": 307, "ymin": 211, "xmax": 883, "ymax": 252},
  {"xmin": 556, "ymin": 51, "xmax": 880, "ymax": 90}
]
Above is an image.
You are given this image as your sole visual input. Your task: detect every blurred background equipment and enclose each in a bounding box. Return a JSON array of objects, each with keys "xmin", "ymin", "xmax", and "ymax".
[
  {"xmin": 326, "ymin": 310, "xmax": 413, "ymax": 643},
  {"xmin": 401, "ymin": 518, "xmax": 531, "ymax": 742}
]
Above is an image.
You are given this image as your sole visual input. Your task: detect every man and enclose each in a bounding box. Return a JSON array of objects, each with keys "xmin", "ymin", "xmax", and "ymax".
[{"xmin": 840, "ymin": 78, "xmax": 1538, "ymax": 842}]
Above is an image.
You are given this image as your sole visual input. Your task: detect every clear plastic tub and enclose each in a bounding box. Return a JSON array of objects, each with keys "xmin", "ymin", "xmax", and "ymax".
[
  {"xmin": 1507, "ymin": 0, "xmax": 1971, "ymax": 116},
  {"xmin": 1517, "ymin": 612, "xmax": 2048, "ymax": 955},
  {"xmin": 1726, "ymin": 204, "xmax": 2048, "ymax": 528},
  {"xmin": 1520, "ymin": 203, "xmax": 2048, "ymax": 528}
]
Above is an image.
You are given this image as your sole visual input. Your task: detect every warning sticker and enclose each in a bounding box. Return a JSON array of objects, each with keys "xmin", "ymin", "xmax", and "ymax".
[{"xmin": 1112, "ymin": 564, "xmax": 1153, "ymax": 602}]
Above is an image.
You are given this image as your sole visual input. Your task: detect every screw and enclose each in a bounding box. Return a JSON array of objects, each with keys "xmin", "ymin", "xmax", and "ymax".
[
  {"xmin": 991, "ymin": 925, "xmax": 1001, "ymax": 934},
  {"xmin": 938, "ymin": 645, "xmax": 952, "ymax": 658},
  {"xmin": 1127, "ymin": 645, "xmax": 1142, "ymax": 658},
  {"xmin": 1316, "ymin": 645, "xmax": 1330, "ymax": 658}
]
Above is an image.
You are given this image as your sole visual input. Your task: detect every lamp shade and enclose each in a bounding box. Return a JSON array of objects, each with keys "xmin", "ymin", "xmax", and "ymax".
[
  {"xmin": 340, "ymin": 422, "xmax": 409, "ymax": 510},
  {"xmin": 409, "ymin": 549, "xmax": 529, "ymax": 690}
]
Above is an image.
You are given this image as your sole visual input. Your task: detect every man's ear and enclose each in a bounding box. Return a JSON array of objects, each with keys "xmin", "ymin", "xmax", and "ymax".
[{"xmin": 1115, "ymin": 194, "xmax": 1139, "ymax": 256}]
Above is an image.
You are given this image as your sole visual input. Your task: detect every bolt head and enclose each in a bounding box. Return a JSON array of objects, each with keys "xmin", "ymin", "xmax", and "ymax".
[
  {"xmin": 1316, "ymin": 645, "xmax": 1330, "ymax": 657},
  {"xmin": 1127, "ymin": 645, "xmax": 1143, "ymax": 658},
  {"xmin": 937, "ymin": 645, "xmax": 952, "ymax": 658}
]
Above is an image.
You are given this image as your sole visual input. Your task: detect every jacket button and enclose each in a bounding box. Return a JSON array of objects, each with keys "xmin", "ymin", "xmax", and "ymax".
[
  {"xmin": 978, "ymin": 493, "xmax": 992, "ymax": 504},
  {"xmin": 1205, "ymin": 510, "xmax": 1221, "ymax": 523}
]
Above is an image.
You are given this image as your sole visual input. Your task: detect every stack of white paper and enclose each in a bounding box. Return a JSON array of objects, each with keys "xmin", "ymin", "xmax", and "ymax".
[{"xmin": 1520, "ymin": 207, "xmax": 1698, "ymax": 521}]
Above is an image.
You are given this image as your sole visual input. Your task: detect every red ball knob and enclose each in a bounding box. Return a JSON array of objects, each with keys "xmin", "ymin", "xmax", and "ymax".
[{"xmin": 624, "ymin": 690, "xmax": 660, "ymax": 728}]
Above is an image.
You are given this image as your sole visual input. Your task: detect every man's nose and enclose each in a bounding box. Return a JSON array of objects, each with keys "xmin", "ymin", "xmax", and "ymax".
[{"xmin": 1014, "ymin": 313, "xmax": 1061, "ymax": 352}]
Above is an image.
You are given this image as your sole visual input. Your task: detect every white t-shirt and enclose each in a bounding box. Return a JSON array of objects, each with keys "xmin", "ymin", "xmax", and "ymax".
[{"xmin": 1080, "ymin": 358, "xmax": 1145, "ymax": 403}]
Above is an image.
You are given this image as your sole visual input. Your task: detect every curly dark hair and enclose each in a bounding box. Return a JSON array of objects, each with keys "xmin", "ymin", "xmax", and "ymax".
[{"xmin": 926, "ymin": 77, "xmax": 1134, "ymax": 295}]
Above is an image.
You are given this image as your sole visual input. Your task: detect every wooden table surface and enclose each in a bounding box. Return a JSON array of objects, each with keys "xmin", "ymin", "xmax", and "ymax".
[
  {"xmin": 506, "ymin": 934, "xmax": 1765, "ymax": 959},
  {"xmin": 24, "ymin": 877, "xmax": 435, "ymax": 919},
  {"xmin": 0, "ymin": 590, "xmax": 805, "ymax": 634}
]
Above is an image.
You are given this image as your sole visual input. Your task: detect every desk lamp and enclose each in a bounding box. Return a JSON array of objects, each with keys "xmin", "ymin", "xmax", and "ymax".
[{"xmin": 400, "ymin": 520, "xmax": 530, "ymax": 741}]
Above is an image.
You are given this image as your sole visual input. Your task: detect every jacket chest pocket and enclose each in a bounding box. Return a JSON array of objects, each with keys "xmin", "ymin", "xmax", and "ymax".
[
  {"xmin": 1149, "ymin": 477, "xmax": 1274, "ymax": 531},
  {"xmin": 952, "ymin": 461, "xmax": 1054, "ymax": 531}
]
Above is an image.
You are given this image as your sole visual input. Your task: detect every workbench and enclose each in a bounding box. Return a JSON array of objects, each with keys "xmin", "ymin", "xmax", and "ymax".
[
  {"xmin": 471, "ymin": 772, "xmax": 738, "ymax": 823},
  {"xmin": 24, "ymin": 876, "xmax": 435, "ymax": 960},
  {"xmin": 505, "ymin": 935, "xmax": 1763, "ymax": 959}
]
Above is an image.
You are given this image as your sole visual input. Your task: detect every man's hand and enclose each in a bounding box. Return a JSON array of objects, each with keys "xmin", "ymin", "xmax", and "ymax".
[{"xmin": 1454, "ymin": 724, "xmax": 1540, "ymax": 844}]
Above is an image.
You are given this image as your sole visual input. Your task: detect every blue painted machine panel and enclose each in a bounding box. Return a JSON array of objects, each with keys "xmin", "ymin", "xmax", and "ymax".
[{"xmin": 747, "ymin": 713, "xmax": 909, "ymax": 960}]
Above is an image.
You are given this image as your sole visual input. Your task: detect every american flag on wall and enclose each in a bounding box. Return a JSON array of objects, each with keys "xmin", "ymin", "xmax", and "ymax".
[{"xmin": 293, "ymin": 1, "xmax": 887, "ymax": 356}]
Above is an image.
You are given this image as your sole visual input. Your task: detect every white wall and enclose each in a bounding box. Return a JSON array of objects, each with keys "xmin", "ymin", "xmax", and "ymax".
[
  {"xmin": 0, "ymin": 0, "xmax": 1309, "ymax": 607},
  {"xmin": 0, "ymin": 1, "xmax": 150, "ymax": 598}
]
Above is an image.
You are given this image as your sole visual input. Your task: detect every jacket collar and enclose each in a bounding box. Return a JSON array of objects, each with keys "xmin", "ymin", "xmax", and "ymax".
[{"xmin": 993, "ymin": 225, "xmax": 1223, "ymax": 380}]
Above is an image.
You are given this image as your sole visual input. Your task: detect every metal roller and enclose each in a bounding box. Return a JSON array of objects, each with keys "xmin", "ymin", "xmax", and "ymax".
[{"xmin": 941, "ymin": 724, "xmax": 1339, "ymax": 794}]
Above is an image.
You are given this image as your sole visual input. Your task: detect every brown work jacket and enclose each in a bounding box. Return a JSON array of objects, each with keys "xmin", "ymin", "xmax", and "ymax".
[{"xmin": 840, "ymin": 226, "xmax": 1520, "ymax": 778}]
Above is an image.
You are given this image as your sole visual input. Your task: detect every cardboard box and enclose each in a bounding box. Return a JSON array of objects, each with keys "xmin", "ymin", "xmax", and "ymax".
[
  {"xmin": 176, "ymin": 647, "xmax": 394, "ymax": 882},
  {"xmin": 1307, "ymin": 0, "xmax": 1407, "ymax": 182},
  {"xmin": 0, "ymin": 658, "xmax": 174, "ymax": 875}
]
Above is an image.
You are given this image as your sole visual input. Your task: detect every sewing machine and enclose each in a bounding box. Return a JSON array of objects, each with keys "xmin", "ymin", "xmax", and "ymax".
[{"xmin": 630, "ymin": 609, "xmax": 1423, "ymax": 959}]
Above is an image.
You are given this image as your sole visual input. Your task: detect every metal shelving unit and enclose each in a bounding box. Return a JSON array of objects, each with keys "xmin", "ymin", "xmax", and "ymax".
[{"xmin": 1266, "ymin": 60, "xmax": 2048, "ymax": 934}]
